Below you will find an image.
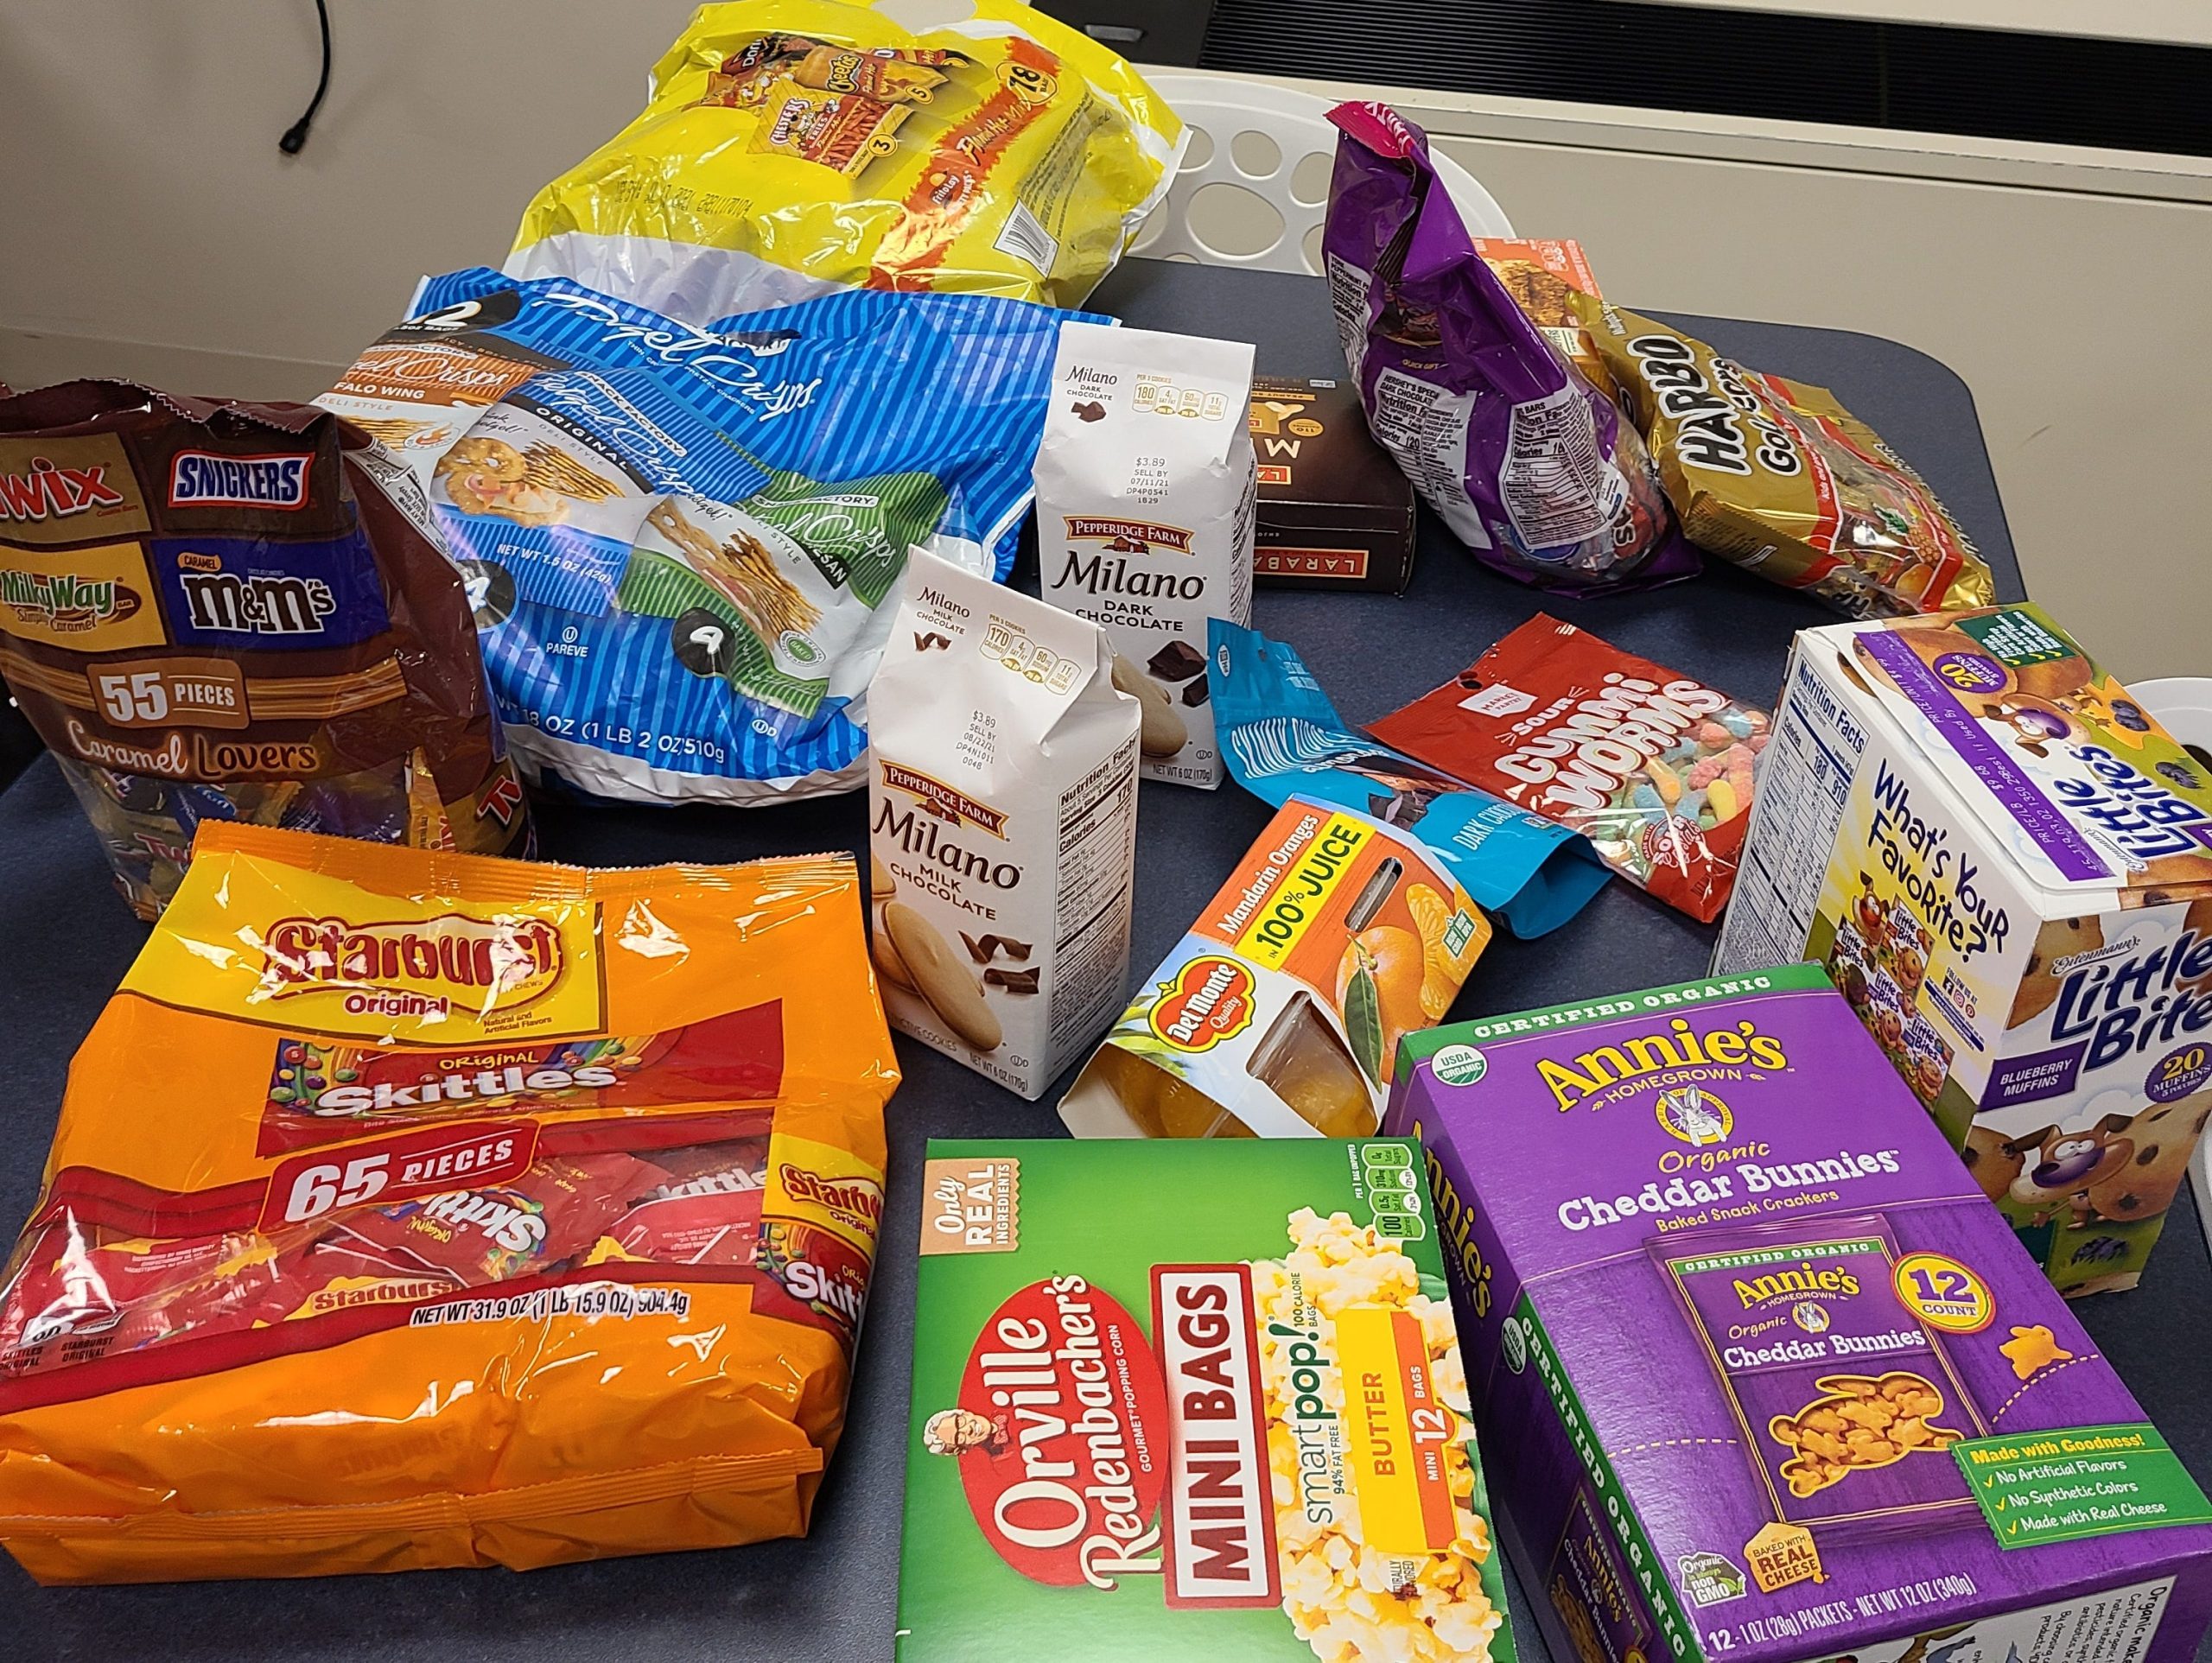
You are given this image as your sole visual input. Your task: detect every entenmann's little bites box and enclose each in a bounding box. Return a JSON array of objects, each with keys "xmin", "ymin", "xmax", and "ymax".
[
  {"xmin": 896, "ymin": 1137, "xmax": 1516, "ymax": 1663},
  {"xmin": 1714, "ymin": 606, "xmax": 2212, "ymax": 1294},
  {"xmin": 1385, "ymin": 967, "xmax": 2212, "ymax": 1663}
]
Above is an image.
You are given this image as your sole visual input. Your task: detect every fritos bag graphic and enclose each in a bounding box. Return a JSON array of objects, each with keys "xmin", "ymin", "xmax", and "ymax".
[{"xmin": 0, "ymin": 822, "xmax": 897, "ymax": 1584}]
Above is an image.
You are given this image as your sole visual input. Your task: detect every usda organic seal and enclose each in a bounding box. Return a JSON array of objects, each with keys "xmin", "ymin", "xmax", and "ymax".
[
  {"xmin": 1501, "ymin": 1314, "xmax": 1529, "ymax": 1374},
  {"xmin": 1430, "ymin": 1043, "xmax": 1488, "ymax": 1087}
]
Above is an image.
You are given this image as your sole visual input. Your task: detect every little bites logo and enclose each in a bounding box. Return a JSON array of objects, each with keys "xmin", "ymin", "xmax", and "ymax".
[
  {"xmin": 168, "ymin": 451, "xmax": 311, "ymax": 511},
  {"xmin": 1063, "ymin": 517, "xmax": 1194, "ymax": 555},
  {"xmin": 257, "ymin": 913, "xmax": 564, "ymax": 1020},
  {"xmin": 879, "ymin": 759, "xmax": 1008, "ymax": 838},
  {"xmin": 1147, "ymin": 956, "xmax": 1256, "ymax": 1052}
]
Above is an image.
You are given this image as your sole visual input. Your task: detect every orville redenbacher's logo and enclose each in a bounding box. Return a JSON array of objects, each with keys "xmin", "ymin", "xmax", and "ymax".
[
  {"xmin": 1063, "ymin": 517, "xmax": 1193, "ymax": 555},
  {"xmin": 880, "ymin": 760, "xmax": 1008, "ymax": 837},
  {"xmin": 257, "ymin": 913, "xmax": 565, "ymax": 1017}
]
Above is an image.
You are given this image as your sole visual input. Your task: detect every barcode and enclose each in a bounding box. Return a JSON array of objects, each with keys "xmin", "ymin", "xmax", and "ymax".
[{"xmin": 994, "ymin": 200, "xmax": 1059, "ymax": 274}]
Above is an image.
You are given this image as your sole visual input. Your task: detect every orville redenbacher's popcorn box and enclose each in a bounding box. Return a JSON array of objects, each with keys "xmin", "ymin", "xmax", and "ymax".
[
  {"xmin": 1385, "ymin": 966, "xmax": 2212, "ymax": 1663},
  {"xmin": 895, "ymin": 1137, "xmax": 1516, "ymax": 1663},
  {"xmin": 1715, "ymin": 606, "xmax": 2212, "ymax": 1294}
]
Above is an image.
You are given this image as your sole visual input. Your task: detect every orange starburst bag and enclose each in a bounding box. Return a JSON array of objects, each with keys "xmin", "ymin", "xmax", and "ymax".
[{"xmin": 0, "ymin": 822, "xmax": 896, "ymax": 1582}]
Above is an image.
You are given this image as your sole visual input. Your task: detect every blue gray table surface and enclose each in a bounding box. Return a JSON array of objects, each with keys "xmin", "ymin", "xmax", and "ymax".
[{"xmin": 4, "ymin": 257, "xmax": 2207, "ymax": 1662}]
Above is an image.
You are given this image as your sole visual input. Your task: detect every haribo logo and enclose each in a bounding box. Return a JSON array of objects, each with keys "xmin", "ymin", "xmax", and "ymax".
[
  {"xmin": 257, "ymin": 913, "xmax": 565, "ymax": 1019},
  {"xmin": 169, "ymin": 451, "xmax": 310, "ymax": 511}
]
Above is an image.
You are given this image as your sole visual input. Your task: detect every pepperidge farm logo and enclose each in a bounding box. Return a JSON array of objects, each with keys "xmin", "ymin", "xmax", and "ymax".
[{"xmin": 169, "ymin": 451, "xmax": 311, "ymax": 511}]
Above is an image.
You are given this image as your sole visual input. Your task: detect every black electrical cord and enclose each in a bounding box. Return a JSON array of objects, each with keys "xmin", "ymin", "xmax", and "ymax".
[{"xmin": 278, "ymin": 0, "xmax": 332, "ymax": 156}]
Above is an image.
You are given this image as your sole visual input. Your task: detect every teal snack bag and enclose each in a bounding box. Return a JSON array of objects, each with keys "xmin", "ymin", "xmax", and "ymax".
[{"xmin": 1211, "ymin": 619, "xmax": 1608, "ymax": 937}]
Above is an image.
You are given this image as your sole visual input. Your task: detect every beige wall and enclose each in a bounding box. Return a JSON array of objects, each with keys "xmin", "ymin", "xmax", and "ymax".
[{"xmin": 1, "ymin": 3, "xmax": 2205, "ymax": 678}]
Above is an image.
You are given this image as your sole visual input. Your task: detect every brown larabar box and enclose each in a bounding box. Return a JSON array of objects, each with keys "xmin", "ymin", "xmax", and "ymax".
[{"xmin": 1247, "ymin": 375, "xmax": 1416, "ymax": 593}]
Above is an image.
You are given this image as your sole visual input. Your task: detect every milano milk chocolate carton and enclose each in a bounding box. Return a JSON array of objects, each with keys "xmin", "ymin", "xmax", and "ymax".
[
  {"xmin": 1039, "ymin": 320, "xmax": 1256, "ymax": 790},
  {"xmin": 1715, "ymin": 606, "xmax": 2212, "ymax": 1294},
  {"xmin": 868, "ymin": 550, "xmax": 1140, "ymax": 1100},
  {"xmin": 1385, "ymin": 966, "xmax": 2212, "ymax": 1663},
  {"xmin": 894, "ymin": 1136, "xmax": 1516, "ymax": 1662}
]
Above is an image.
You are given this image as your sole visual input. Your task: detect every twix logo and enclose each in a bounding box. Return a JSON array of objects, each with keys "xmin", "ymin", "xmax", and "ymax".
[
  {"xmin": 1063, "ymin": 517, "xmax": 1192, "ymax": 555},
  {"xmin": 0, "ymin": 456, "xmax": 126, "ymax": 524},
  {"xmin": 258, "ymin": 913, "xmax": 565, "ymax": 1017},
  {"xmin": 879, "ymin": 760, "xmax": 1008, "ymax": 837}
]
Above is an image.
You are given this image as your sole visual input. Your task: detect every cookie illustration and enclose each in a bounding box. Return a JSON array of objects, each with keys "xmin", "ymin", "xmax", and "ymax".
[
  {"xmin": 2086, "ymin": 1093, "xmax": 2212, "ymax": 1223},
  {"xmin": 1961, "ymin": 1124, "xmax": 2024, "ymax": 1205}
]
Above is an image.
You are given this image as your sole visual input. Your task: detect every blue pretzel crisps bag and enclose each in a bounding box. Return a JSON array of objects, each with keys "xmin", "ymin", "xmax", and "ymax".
[
  {"xmin": 1210, "ymin": 619, "xmax": 1608, "ymax": 937},
  {"xmin": 322, "ymin": 270, "xmax": 1095, "ymax": 803}
]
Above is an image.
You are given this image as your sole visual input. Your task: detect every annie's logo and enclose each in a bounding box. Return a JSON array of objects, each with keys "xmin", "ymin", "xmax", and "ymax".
[
  {"xmin": 0, "ymin": 455, "xmax": 126, "ymax": 524},
  {"xmin": 1537, "ymin": 1018, "xmax": 1787, "ymax": 1112},
  {"xmin": 257, "ymin": 913, "xmax": 563, "ymax": 1019},
  {"xmin": 1063, "ymin": 517, "xmax": 1193, "ymax": 555}
]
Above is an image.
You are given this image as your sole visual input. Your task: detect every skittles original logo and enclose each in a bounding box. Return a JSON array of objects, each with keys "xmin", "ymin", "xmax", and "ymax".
[
  {"xmin": 1655, "ymin": 1085, "xmax": 1732, "ymax": 1147},
  {"xmin": 257, "ymin": 913, "xmax": 566, "ymax": 1019}
]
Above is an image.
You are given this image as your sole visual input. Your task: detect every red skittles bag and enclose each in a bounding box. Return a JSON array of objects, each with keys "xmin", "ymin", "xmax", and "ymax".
[{"xmin": 0, "ymin": 822, "xmax": 897, "ymax": 1582}]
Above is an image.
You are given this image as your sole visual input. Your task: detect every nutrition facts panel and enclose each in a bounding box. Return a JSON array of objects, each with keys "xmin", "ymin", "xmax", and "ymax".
[
  {"xmin": 1050, "ymin": 738, "xmax": 1141, "ymax": 1044},
  {"xmin": 1717, "ymin": 652, "xmax": 1868, "ymax": 972}
]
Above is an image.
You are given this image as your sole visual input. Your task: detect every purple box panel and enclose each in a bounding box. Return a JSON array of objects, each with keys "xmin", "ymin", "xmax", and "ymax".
[{"xmin": 1388, "ymin": 965, "xmax": 2212, "ymax": 1663}]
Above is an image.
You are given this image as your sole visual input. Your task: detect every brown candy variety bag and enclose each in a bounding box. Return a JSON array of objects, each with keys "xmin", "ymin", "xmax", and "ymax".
[
  {"xmin": 0, "ymin": 383, "xmax": 531, "ymax": 914},
  {"xmin": 1574, "ymin": 299, "xmax": 1996, "ymax": 618}
]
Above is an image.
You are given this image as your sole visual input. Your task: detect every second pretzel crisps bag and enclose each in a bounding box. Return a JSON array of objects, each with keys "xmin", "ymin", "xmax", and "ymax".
[
  {"xmin": 0, "ymin": 823, "xmax": 896, "ymax": 1583},
  {"xmin": 1322, "ymin": 103, "xmax": 1698, "ymax": 595}
]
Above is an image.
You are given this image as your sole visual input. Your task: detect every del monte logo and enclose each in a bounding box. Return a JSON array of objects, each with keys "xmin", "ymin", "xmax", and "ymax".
[
  {"xmin": 257, "ymin": 913, "xmax": 564, "ymax": 1019},
  {"xmin": 1147, "ymin": 955, "xmax": 1255, "ymax": 1052}
]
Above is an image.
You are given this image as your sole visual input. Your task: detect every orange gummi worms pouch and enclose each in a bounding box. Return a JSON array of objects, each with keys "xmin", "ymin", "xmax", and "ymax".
[{"xmin": 0, "ymin": 822, "xmax": 897, "ymax": 1583}]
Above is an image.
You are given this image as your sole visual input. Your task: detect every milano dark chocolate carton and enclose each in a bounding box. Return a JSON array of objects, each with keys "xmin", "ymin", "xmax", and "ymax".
[{"xmin": 1384, "ymin": 963, "xmax": 2212, "ymax": 1663}]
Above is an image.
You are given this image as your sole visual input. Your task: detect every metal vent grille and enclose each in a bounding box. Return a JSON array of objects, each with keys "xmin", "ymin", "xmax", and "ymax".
[{"xmin": 1198, "ymin": 0, "xmax": 2212, "ymax": 157}]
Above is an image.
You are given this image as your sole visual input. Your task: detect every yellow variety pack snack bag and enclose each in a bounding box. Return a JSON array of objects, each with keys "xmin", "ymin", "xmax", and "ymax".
[
  {"xmin": 508, "ymin": 0, "xmax": 1183, "ymax": 319},
  {"xmin": 0, "ymin": 823, "xmax": 897, "ymax": 1583}
]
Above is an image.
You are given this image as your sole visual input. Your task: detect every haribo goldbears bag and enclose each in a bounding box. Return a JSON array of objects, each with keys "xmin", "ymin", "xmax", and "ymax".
[
  {"xmin": 322, "ymin": 269, "xmax": 1090, "ymax": 803},
  {"xmin": 507, "ymin": 0, "xmax": 1182, "ymax": 321},
  {"xmin": 0, "ymin": 822, "xmax": 897, "ymax": 1583},
  {"xmin": 1573, "ymin": 299, "xmax": 1996, "ymax": 618},
  {"xmin": 0, "ymin": 384, "xmax": 531, "ymax": 916}
]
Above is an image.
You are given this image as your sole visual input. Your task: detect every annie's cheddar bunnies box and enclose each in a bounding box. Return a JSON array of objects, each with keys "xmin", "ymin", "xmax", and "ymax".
[
  {"xmin": 1383, "ymin": 966, "xmax": 2212, "ymax": 1663},
  {"xmin": 895, "ymin": 1138, "xmax": 1514, "ymax": 1663}
]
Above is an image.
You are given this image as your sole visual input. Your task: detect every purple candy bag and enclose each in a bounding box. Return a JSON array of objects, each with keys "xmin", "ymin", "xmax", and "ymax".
[{"xmin": 1322, "ymin": 101, "xmax": 1699, "ymax": 594}]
